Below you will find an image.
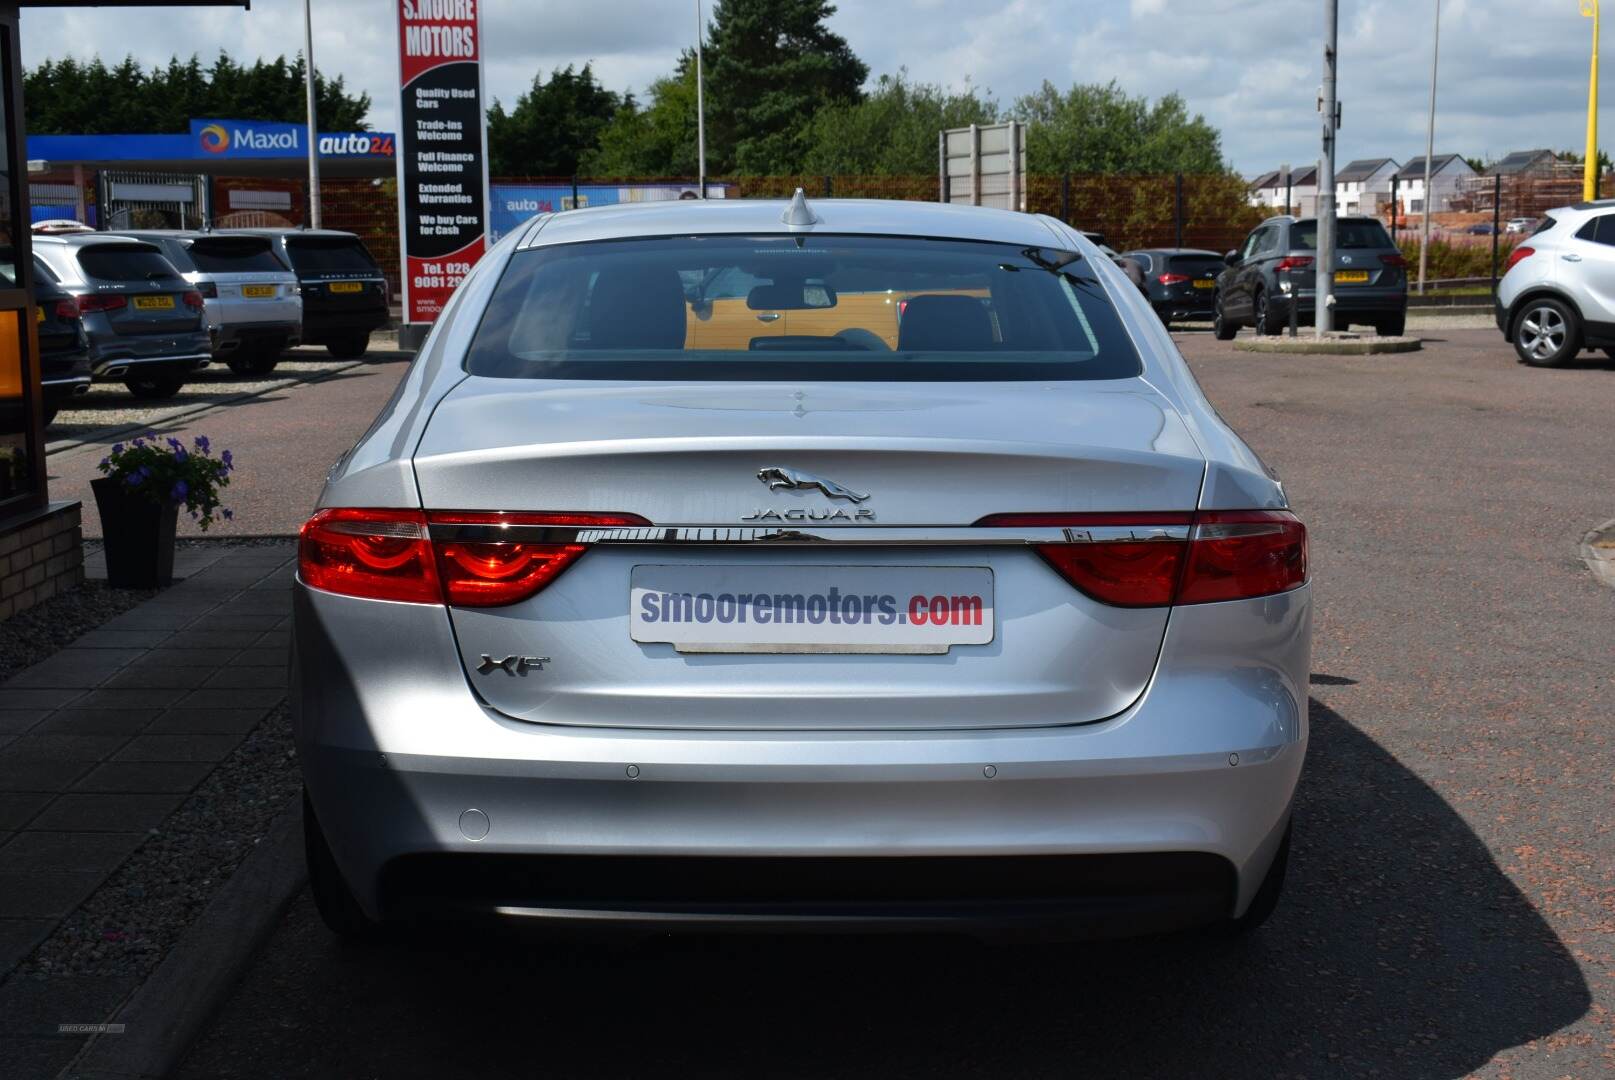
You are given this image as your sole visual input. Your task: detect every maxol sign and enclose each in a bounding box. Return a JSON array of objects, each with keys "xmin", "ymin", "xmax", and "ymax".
[{"xmin": 188, "ymin": 119, "xmax": 396, "ymax": 160}]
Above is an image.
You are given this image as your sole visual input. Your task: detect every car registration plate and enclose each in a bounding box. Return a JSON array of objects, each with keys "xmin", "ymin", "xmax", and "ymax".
[
  {"xmin": 1193, "ymin": 279, "xmax": 1215, "ymax": 289},
  {"xmin": 241, "ymin": 284, "xmax": 276, "ymax": 299},
  {"xmin": 328, "ymin": 281, "xmax": 364, "ymax": 294},
  {"xmin": 630, "ymin": 564, "xmax": 995, "ymax": 654},
  {"xmin": 133, "ymin": 295, "xmax": 175, "ymax": 310},
  {"xmin": 34, "ymin": 307, "xmax": 43, "ymax": 323},
  {"xmin": 1335, "ymin": 270, "xmax": 1370, "ymax": 284}
]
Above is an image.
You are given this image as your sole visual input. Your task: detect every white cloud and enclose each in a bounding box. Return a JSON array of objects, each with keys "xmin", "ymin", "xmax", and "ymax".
[{"xmin": 17, "ymin": 0, "xmax": 1607, "ymax": 175}]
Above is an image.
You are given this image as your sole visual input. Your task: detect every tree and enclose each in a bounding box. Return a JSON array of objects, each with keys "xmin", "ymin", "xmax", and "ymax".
[
  {"xmin": 22, "ymin": 53, "xmax": 371, "ymax": 133},
  {"xmin": 581, "ymin": 59, "xmax": 703, "ymax": 177},
  {"xmin": 1012, "ymin": 81, "xmax": 1224, "ymax": 174},
  {"xmin": 488, "ymin": 64, "xmax": 623, "ymax": 176},
  {"xmin": 705, "ymin": 0, "xmax": 867, "ymax": 173},
  {"xmin": 801, "ymin": 71, "xmax": 997, "ymax": 174}
]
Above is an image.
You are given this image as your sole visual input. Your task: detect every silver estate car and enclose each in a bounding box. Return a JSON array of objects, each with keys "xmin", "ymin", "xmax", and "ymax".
[
  {"xmin": 294, "ymin": 195, "xmax": 1311, "ymax": 941},
  {"xmin": 120, "ymin": 231, "xmax": 301, "ymax": 376},
  {"xmin": 33, "ymin": 233, "xmax": 211, "ymax": 400}
]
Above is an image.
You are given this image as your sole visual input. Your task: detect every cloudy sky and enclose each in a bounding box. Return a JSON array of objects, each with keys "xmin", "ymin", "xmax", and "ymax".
[{"xmin": 21, "ymin": 0, "xmax": 1604, "ymax": 175}]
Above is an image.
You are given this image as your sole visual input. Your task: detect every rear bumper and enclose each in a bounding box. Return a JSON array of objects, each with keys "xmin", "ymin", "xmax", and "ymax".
[
  {"xmin": 294, "ymin": 581, "xmax": 1310, "ymax": 934},
  {"xmin": 1495, "ymin": 296, "xmax": 1510, "ymax": 336},
  {"xmin": 1281, "ymin": 287, "xmax": 1407, "ymax": 318},
  {"xmin": 213, "ymin": 319, "xmax": 301, "ymax": 354},
  {"xmin": 86, "ymin": 329, "xmax": 214, "ymax": 378},
  {"xmin": 1152, "ymin": 296, "xmax": 1217, "ymax": 321},
  {"xmin": 302, "ymin": 306, "xmax": 389, "ymax": 342}
]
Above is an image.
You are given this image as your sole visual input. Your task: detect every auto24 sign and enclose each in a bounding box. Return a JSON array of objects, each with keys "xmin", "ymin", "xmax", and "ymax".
[{"xmin": 395, "ymin": 0, "xmax": 490, "ymax": 323}]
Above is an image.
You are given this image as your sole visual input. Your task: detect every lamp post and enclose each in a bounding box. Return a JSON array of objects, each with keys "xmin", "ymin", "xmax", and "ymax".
[
  {"xmin": 303, "ymin": 0, "xmax": 321, "ymax": 228},
  {"xmin": 695, "ymin": 0, "xmax": 707, "ymax": 198},
  {"xmin": 1418, "ymin": 0, "xmax": 1441, "ymax": 296},
  {"xmin": 1584, "ymin": 0, "xmax": 1601, "ymax": 202}
]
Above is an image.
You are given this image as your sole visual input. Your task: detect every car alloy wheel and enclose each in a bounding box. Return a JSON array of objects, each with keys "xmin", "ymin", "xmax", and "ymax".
[{"xmin": 1515, "ymin": 300, "xmax": 1577, "ymax": 367}]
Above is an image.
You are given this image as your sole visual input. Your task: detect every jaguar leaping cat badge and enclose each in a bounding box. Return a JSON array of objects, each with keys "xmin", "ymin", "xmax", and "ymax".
[{"xmin": 756, "ymin": 467, "xmax": 871, "ymax": 503}]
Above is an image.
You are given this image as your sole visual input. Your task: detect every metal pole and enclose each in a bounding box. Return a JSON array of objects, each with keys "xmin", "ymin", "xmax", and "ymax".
[
  {"xmin": 303, "ymin": 0, "xmax": 321, "ymax": 229},
  {"xmin": 1418, "ymin": 0, "xmax": 1441, "ymax": 295},
  {"xmin": 1585, "ymin": 0, "xmax": 1601, "ymax": 202},
  {"xmin": 1391, "ymin": 175, "xmax": 1399, "ymax": 237},
  {"xmin": 1059, "ymin": 172, "xmax": 1070, "ymax": 221},
  {"xmin": 1491, "ymin": 173, "xmax": 1502, "ymax": 295},
  {"xmin": 695, "ymin": 0, "xmax": 707, "ymax": 197},
  {"xmin": 1315, "ymin": 0, "xmax": 1339, "ymax": 338}
]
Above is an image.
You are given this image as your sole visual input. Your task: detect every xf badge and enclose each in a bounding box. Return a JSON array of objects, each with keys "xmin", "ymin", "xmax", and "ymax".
[{"xmin": 476, "ymin": 654, "xmax": 550, "ymax": 675}]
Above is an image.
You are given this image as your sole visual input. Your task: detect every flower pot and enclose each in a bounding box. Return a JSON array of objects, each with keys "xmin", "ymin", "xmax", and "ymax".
[{"xmin": 91, "ymin": 476, "xmax": 178, "ymax": 588}]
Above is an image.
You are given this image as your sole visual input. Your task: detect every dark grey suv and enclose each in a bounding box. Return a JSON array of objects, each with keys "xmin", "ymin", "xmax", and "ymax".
[{"xmin": 1214, "ymin": 215, "xmax": 1408, "ymax": 338}]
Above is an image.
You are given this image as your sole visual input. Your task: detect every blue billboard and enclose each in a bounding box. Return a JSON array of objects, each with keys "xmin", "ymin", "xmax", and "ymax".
[{"xmin": 190, "ymin": 119, "xmax": 396, "ymax": 161}]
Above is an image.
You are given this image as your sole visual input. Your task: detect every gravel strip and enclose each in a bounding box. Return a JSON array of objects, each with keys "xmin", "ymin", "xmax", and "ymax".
[
  {"xmin": 14, "ymin": 701, "xmax": 297, "ymax": 981},
  {"xmin": 0, "ymin": 577, "xmax": 157, "ymax": 683}
]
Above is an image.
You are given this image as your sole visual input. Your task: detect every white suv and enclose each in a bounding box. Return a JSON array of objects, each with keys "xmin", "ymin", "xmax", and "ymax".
[{"xmin": 1496, "ymin": 201, "xmax": 1615, "ymax": 366}]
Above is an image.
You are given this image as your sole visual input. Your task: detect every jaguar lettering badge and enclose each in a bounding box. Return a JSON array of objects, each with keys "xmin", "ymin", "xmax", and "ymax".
[
  {"xmin": 476, "ymin": 654, "xmax": 549, "ymax": 675},
  {"xmin": 740, "ymin": 507, "xmax": 875, "ymax": 522}
]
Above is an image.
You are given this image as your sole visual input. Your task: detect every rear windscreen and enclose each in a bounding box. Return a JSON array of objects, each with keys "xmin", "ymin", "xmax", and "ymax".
[
  {"xmin": 76, "ymin": 244, "xmax": 181, "ymax": 281},
  {"xmin": 1292, "ymin": 220, "xmax": 1393, "ymax": 250},
  {"xmin": 284, "ymin": 237, "xmax": 377, "ymax": 274},
  {"xmin": 464, "ymin": 234, "xmax": 1144, "ymax": 382},
  {"xmin": 187, "ymin": 238, "xmax": 285, "ymax": 274},
  {"xmin": 1166, "ymin": 255, "xmax": 1225, "ymax": 276}
]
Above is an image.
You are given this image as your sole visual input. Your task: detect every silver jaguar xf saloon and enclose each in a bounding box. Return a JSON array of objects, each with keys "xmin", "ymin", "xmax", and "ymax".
[{"xmin": 293, "ymin": 194, "xmax": 1310, "ymax": 940}]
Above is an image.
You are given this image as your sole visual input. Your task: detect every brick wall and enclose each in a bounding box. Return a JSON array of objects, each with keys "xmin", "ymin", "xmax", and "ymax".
[{"xmin": 0, "ymin": 502, "xmax": 84, "ymax": 621}]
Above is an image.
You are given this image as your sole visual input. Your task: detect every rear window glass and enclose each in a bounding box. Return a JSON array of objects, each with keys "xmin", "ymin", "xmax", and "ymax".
[
  {"xmin": 1292, "ymin": 220, "xmax": 1393, "ymax": 250},
  {"xmin": 1166, "ymin": 254, "xmax": 1225, "ymax": 276},
  {"xmin": 465, "ymin": 235, "xmax": 1144, "ymax": 382},
  {"xmin": 284, "ymin": 237, "xmax": 378, "ymax": 274},
  {"xmin": 187, "ymin": 238, "xmax": 285, "ymax": 274},
  {"xmin": 76, "ymin": 244, "xmax": 181, "ymax": 281}
]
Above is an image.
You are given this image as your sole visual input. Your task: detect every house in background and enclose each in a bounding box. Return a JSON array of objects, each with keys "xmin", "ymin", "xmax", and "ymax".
[
  {"xmin": 1395, "ymin": 155, "xmax": 1478, "ymax": 215},
  {"xmin": 1335, "ymin": 158, "xmax": 1399, "ymax": 215},
  {"xmin": 1248, "ymin": 166, "xmax": 1318, "ymax": 214}
]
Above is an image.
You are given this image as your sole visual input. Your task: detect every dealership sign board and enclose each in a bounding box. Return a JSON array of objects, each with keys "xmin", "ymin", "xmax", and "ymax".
[
  {"xmin": 395, "ymin": 0, "xmax": 490, "ymax": 324},
  {"xmin": 188, "ymin": 119, "xmax": 395, "ymax": 160}
]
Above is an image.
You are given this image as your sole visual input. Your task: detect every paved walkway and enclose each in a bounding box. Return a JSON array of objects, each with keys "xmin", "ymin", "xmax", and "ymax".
[{"xmin": 0, "ymin": 543, "xmax": 294, "ymax": 1075}]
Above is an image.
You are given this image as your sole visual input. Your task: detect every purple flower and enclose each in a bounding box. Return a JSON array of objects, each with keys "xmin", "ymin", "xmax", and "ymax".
[
  {"xmin": 221, "ymin": 508, "xmax": 234, "ymax": 521},
  {"xmin": 194, "ymin": 435, "xmax": 210, "ymax": 453},
  {"xmin": 131, "ymin": 438, "xmax": 144, "ymax": 448},
  {"xmin": 166, "ymin": 437, "xmax": 184, "ymax": 452},
  {"xmin": 220, "ymin": 449, "xmax": 233, "ymax": 470},
  {"xmin": 170, "ymin": 480, "xmax": 188, "ymax": 502},
  {"xmin": 173, "ymin": 446, "xmax": 187, "ymax": 462},
  {"xmin": 111, "ymin": 442, "xmax": 124, "ymax": 455},
  {"xmin": 147, "ymin": 431, "xmax": 159, "ymax": 440},
  {"xmin": 99, "ymin": 457, "xmax": 110, "ymax": 468}
]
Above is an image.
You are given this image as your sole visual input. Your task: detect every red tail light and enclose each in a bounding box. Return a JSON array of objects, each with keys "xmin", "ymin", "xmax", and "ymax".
[
  {"xmin": 299, "ymin": 509, "xmax": 440, "ymax": 605},
  {"xmin": 427, "ymin": 512, "xmax": 649, "ymax": 607},
  {"xmin": 1175, "ymin": 511, "xmax": 1308, "ymax": 604},
  {"xmin": 53, "ymin": 300, "xmax": 79, "ymax": 321},
  {"xmin": 1156, "ymin": 272, "xmax": 1191, "ymax": 286},
  {"xmin": 77, "ymin": 294, "xmax": 127, "ymax": 314},
  {"xmin": 1273, "ymin": 256, "xmax": 1314, "ymax": 273},
  {"xmin": 976, "ymin": 510, "xmax": 1306, "ymax": 607},
  {"xmin": 181, "ymin": 290, "xmax": 205, "ymax": 310},
  {"xmin": 1503, "ymin": 246, "xmax": 1535, "ymax": 273},
  {"xmin": 1380, "ymin": 253, "xmax": 1407, "ymax": 268},
  {"xmin": 299, "ymin": 509, "xmax": 649, "ymax": 607}
]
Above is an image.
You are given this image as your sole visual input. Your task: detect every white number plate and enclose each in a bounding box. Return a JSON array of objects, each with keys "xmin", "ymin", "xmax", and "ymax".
[{"xmin": 630, "ymin": 565, "xmax": 994, "ymax": 654}]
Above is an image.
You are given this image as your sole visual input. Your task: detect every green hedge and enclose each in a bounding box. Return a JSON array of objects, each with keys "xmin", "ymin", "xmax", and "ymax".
[{"xmin": 1391, "ymin": 234, "xmax": 1517, "ymax": 280}]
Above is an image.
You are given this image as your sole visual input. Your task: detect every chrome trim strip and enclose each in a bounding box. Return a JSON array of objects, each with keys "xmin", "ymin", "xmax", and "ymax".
[{"xmin": 426, "ymin": 524, "xmax": 1191, "ymax": 546}]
